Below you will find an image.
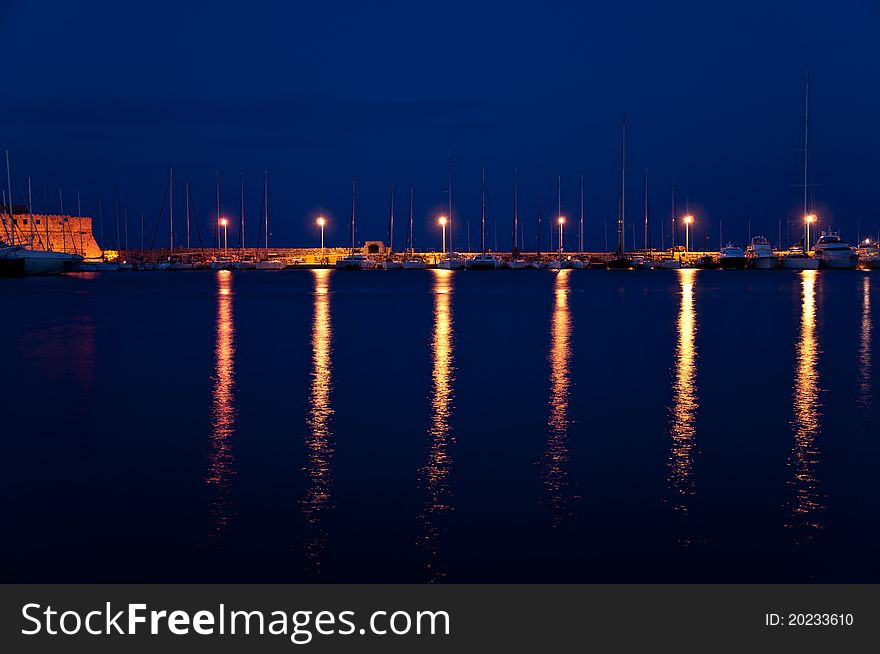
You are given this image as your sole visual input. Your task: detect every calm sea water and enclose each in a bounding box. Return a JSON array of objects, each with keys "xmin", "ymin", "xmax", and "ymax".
[{"xmin": 2, "ymin": 269, "xmax": 878, "ymax": 582}]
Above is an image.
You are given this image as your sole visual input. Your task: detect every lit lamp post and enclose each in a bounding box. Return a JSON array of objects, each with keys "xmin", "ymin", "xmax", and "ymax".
[
  {"xmin": 317, "ymin": 216, "xmax": 326, "ymax": 264},
  {"xmin": 804, "ymin": 213, "xmax": 817, "ymax": 253},
  {"xmin": 439, "ymin": 215, "xmax": 448, "ymax": 254},
  {"xmin": 557, "ymin": 216, "xmax": 565, "ymax": 256},
  {"xmin": 683, "ymin": 214, "xmax": 694, "ymax": 253},
  {"xmin": 220, "ymin": 218, "xmax": 228, "ymax": 255}
]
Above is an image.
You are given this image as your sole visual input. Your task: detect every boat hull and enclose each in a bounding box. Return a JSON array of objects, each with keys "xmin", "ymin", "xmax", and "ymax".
[
  {"xmin": 438, "ymin": 259, "xmax": 465, "ymax": 270},
  {"xmin": 818, "ymin": 255, "xmax": 858, "ymax": 270},
  {"xmin": 748, "ymin": 256, "xmax": 777, "ymax": 269},
  {"xmin": 606, "ymin": 257, "xmax": 635, "ymax": 270},
  {"xmin": 505, "ymin": 259, "xmax": 529, "ymax": 269},
  {"xmin": 254, "ymin": 260, "xmax": 285, "ymax": 270},
  {"xmin": 402, "ymin": 260, "xmax": 426, "ymax": 269},
  {"xmin": 719, "ymin": 257, "xmax": 747, "ymax": 270},
  {"xmin": 781, "ymin": 256, "xmax": 820, "ymax": 270},
  {"xmin": 465, "ymin": 257, "xmax": 498, "ymax": 270},
  {"xmin": 0, "ymin": 256, "xmax": 25, "ymax": 277},
  {"xmin": 7, "ymin": 249, "xmax": 81, "ymax": 274},
  {"xmin": 655, "ymin": 259, "xmax": 681, "ymax": 269}
]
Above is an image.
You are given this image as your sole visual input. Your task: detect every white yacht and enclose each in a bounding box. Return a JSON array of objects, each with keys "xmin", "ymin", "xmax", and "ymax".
[
  {"xmin": 781, "ymin": 248, "xmax": 820, "ymax": 270},
  {"xmin": 857, "ymin": 240, "xmax": 880, "ymax": 270},
  {"xmin": 719, "ymin": 244, "xmax": 747, "ymax": 270},
  {"xmin": 159, "ymin": 254, "xmax": 199, "ymax": 271},
  {"xmin": 402, "ymin": 257, "xmax": 426, "ymax": 269},
  {"xmin": 1, "ymin": 245, "xmax": 81, "ymax": 274},
  {"xmin": 569, "ymin": 257, "xmax": 589, "ymax": 269},
  {"xmin": 232, "ymin": 257, "xmax": 256, "ymax": 270},
  {"xmin": 466, "ymin": 252, "xmax": 499, "ymax": 269},
  {"xmin": 255, "ymin": 257, "xmax": 285, "ymax": 270},
  {"xmin": 336, "ymin": 252, "xmax": 369, "ymax": 270},
  {"xmin": 209, "ymin": 256, "xmax": 234, "ymax": 270},
  {"xmin": 631, "ymin": 256, "xmax": 653, "ymax": 270},
  {"xmin": 381, "ymin": 258, "xmax": 403, "ymax": 270},
  {"xmin": 655, "ymin": 258, "xmax": 681, "ymax": 269},
  {"xmin": 528, "ymin": 259, "xmax": 548, "ymax": 269},
  {"xmin": 546, "ymin": 258, "xmax": 567, "ymax": 270},
  {"xmin": 505, "ymin": 258, "xmax": 529, "ymax": 269},
  {"xmin": 746, "ymin": 236, "xmax": 777, "ymax": 269},
  {"xmin": 438, "ymin": 252, "xmax": 466, "ymax": 270},
  {"xmin": 813, "ymin": 232, "xmax": 858, "ymax": 269}
]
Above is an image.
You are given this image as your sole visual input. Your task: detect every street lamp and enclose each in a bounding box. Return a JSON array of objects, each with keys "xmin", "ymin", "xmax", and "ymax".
[
  {"xmin": 220, "ymin": 218, "xmax": 228, "ymax": 255},
  {"xmin": 439, "ymin": 215, "xmax": 448, "ymax": 254},
  {"xmin": 683, "ymin": 214, "xmax": 694, "ymax": 253},
  {"xmin": 317, "ymin": 216, "xmax": 326, "ymax": 264},
  {"xmin": 804, "ymin": 213, "xmax": 817, "ymax": 253},
  {"xmin": 557, "ymin": 216, "xmax": 565, "ymax": 256}
]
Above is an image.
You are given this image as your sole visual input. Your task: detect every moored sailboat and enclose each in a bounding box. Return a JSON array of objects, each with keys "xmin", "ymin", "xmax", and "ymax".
[
  {"xmin": 466, "ymin": 167, "xmax": 498, "ymax": 269},
  {"xmin": 607, "ymin": 116, "xmax": 636, "ymax": 270},
  {"xmin": 336, "ymin": 179, "xmax": 372, "ymax": 270},
  {"xmin": 782, "ymin": 71, "xmax": 820, "ymax": 271},
  {"xmin": 401, "ymin": 187, "xmax": 426, "ymax": 269}
]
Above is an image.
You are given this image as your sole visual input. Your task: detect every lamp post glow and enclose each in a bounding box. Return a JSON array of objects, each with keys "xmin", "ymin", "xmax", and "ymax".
[
  {"xmin": 220, "ymin": 218, "xmax": 228, "ymax": 255},
  {"xmin": 804, "ymin": 213, "xmax": 817, "ymax": 253},
  {"xmin": 558, "ymin": 216, "xmax": 565, "ymax": 256},
  {"xmin": 683, "ymin": 214, "xmax": 694, "ymax": 253},
  {"xmin": 439, "ymin": 215, "xmax": 448, "ymax": 254},
  {"xmin": 317, "ymin": 216, "xmax": 326, "ymax": 263}
]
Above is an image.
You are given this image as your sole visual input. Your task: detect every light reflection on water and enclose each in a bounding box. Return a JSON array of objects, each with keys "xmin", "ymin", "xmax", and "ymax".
[
  {"xmin": 419, "ymin": 269, "xmax": 455, "ymax": 581},
  {"xmin": 858, "ymin": 275, "xmax": 872, "ymax": 412},
  {"xmin": 303, "ymin": 268, "xmax": 334, "ymax": 574},
  {"xmin": 787, "ymin": 270, "xmax": 823, "ymax": 538},
  {"xmin": 207, "ymin": 270, "xmax": 236, "ymax": 540},
  {"xmin": 668, "ymin": 268, "xmax": 698, "ymax": 521},
  {"xmin": 543, "ymin": 270, "xmax": 573, "ymax": 521}
]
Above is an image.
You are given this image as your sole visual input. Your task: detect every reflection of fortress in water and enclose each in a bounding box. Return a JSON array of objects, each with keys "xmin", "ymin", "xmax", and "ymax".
[{"xmin": 1, "ymin": 209, "xmax": 103, "ymax": 259}]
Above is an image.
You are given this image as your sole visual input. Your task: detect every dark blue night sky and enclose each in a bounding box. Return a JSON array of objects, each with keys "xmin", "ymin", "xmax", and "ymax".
[{"xmin": 3, "ymin": 0, "xmax": 879, "ymax": 251}]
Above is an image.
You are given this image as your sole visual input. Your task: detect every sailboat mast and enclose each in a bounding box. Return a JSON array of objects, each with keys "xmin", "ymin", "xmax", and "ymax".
[
  {"xmin": 350, "ymin": 178, "xmax": 356, "ymax": 255},
  {"xmin": 185, "ymin": 179, "xmax": 190, "ymax": 250},
  {"xmin": 44, "ymin": 185, "xmax": 51, "ymax": 250},
  {"xmin": 579, "ymin": 174, "xmax": 584, "ymax": 255},
  {"xmin": 802, "ymin": 70, "xmax": 810, "ymax": 254},
  {"xmin": 408, "ymin": 186, "xmax": 414, "ymax": 256},
  {"xmin": 240, "ymin": 172, "xmax": 245, "ymax": 256},
  {"xmin": 480, "ymin": 166, "xmax": 486, "ymax": 254},
  {"xmin": 5, "ymin": 150, "xmax": 13, "ymax": 247},
  {"xmin": 513, "ymin": 168, "xmax": 519, "ymax": 252},
  {"xmin": 671, "ymin": 186, "xmax": 677, "ymax": 250},
  {"xmin": 76, "ymin": 190, "xmax": 83, "ymax": 255},
  {"xmin": 447, "ymin": 150, "xmax": 453, "ymax": 253},
  {"xmin": 264, "ymin": 171, "xmax": 269, "ymax": 255},
  {"xmin": 618, "ymin": 116, "xmax": 626, "ymax": 256},
  {"xmin": 124, "ymin": 207, "xmax": 129, "ymax": 255},
  {"xmin": 536, "ymin": 193, "xmax": 542, "ymax": 255},
  {"xmin": 60, "ymin": 188, "xmax": 66, "ymax": 252},
  {"xmin": 115, "ymin": 190, "xmax": 121, "ymax": 254},
  {"xmin": 557, "ymin": 174, "xmax": 561, "ymax": 222},
  {"xmin": 28, "ymin": 177, "xmax": 35, "ymax": 245},
  {"xmin": 169, "ymin": 167, "xmax": 173, "ymax": 254},
  {"xmin": 215, "ymin": 171, "xmax": 221, "ymax": 254},
  {"xmin": 643, "ymin": 167, "xmax": 649, "ymax": 252},
  {"xmin": 387, "ymin": 184, "xmax": 394, "ymax": 254}
]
